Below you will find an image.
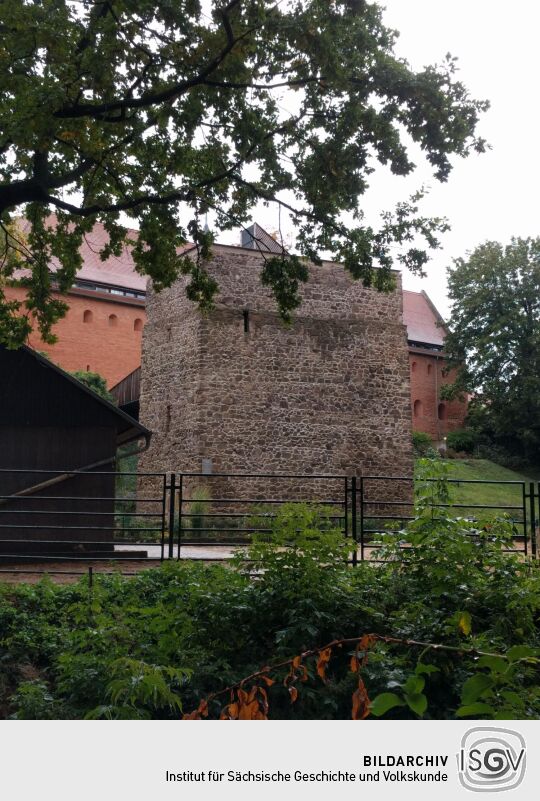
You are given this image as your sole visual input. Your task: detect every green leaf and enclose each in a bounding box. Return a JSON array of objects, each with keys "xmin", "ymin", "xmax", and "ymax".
[
  {"xmin": 461, "ymin": 673, "xmax": 494, "ymax": 705},
  {"xmin": 456, "ymin": 702, "xmax": 494, "ymax": 718},
  {"xmin": 403, "ymin": 675, "xmax": 425, "ymax": 695},
  {"xmin": 476, "ymin": 655, "xmax": 508, "ymax": 674},
  {"xmin": 369, "ymin": 693, "xmax": 405, "ymax": 717},
  {"xmin": 415, "ymin": 662, "xmax": 439, "ymax": 675},
  {"xmin": 404, "ymin": 692, "xmax": 427, "ymax": 717},
  {"xmin": 506, "ymin": 645, "xmax": 537, "ymax": 663}
]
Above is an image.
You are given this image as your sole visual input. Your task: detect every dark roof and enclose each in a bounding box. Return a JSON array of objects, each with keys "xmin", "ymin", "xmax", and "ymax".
[
  {"xmin": 1, "ymin": 345, "xmax": 151, "ymax": 446},
  {"xmin": 240, "ymin": 222, "xmax": 285, "ymax": 254}
]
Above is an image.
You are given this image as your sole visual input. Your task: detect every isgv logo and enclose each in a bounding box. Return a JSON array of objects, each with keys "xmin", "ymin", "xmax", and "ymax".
[{"xmin": 457, "ymin": 727, "xmax": 526, "ymax": 792}]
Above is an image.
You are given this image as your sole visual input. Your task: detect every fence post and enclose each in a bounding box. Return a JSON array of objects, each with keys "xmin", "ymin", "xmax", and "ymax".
[
  {"xmin": 177, "ymin": 474, "xmax": 183, "ymax": 561},
  {"xmin": 522, "ymin": 483, "xmax": 528, "ymax": 558},
  {"xmin": 351, "ymin": 476, "xmax": 358, "ymax": 566},
  {"xmin": 532, "ymin": 482, "xmax": 538, "ymax": 560},
  {"xmin": 344, "ymin": 476, "xmax": 349, "ymax": 547},
  {"xmin": 168, "ymin": 473, "xmax": 176, "ymax": 559},
  {"xmin": 359, "ymin": 476, "xmax": 365, "ymax": 563}
]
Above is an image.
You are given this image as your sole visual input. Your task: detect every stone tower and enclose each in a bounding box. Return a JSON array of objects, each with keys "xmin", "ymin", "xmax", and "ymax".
[{"xmin": 138, "ymin": 243, "xmax": 413, "ymax": 491}]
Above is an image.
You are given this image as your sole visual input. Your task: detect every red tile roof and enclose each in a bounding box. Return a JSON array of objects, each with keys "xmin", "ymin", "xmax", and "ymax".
[
  {"xmin": 402, "ymin": 290, "xmax": 446, "ymax": 347},
  {"xmin": 15, "ymin": 217, "xmax": 146, "ymax": 291},
  {"xmin": 73, "ymin": 221, "xmax": 147, "ymax": 291}
]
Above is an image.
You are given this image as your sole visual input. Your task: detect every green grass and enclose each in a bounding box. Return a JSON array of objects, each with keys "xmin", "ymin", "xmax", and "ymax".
[{"xmin": 420, "ymin": 458, "xmax": 540, "ymax": 518}]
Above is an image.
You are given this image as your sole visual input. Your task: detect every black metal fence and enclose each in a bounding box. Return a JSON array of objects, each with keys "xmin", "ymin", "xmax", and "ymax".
[{"xmin": 0, "ymin": 469, "xmax": 538, "ymax": 574}]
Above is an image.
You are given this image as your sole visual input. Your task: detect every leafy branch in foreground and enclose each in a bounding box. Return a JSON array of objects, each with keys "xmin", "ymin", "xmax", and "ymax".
[
  {"xmin": 1, "ymin": 0, "xmax": 488, "ymax": 345},
  {"xmin": 183, "ymin": 632, "xmax": 535, "ymax": 720}
]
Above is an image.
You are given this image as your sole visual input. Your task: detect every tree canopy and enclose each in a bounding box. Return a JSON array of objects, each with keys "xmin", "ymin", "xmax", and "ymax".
[
  {"xmin": 0, "ymin": 0, "xmax": 488, "ymax": 346},
  {"xmin": 443, "ymin": 239, "xmax": 540, "ymax": 462},
  {"xmin": 71, "ymin": 369, "xmax": 115, "ymax": 402}
]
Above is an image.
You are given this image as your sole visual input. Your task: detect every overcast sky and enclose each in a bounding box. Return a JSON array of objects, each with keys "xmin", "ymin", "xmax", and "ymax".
[{"xmin": 232, "ymin": 0, "xmax": 540, "ymax": 318}]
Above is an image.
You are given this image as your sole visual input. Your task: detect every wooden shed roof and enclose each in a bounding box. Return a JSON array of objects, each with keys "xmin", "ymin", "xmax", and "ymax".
[{"xmin": 1, "ymin": 345, "xmax": 151, "ymax": 446}]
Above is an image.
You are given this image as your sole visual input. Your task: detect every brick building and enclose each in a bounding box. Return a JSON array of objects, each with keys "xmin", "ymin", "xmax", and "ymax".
[
  {"xmin": 5, "ymin": 222, "xmax": 147, "ymax": 387},
  {"xmin": 137, "ymin": 243, "xmax": 414, "ymax": 484},
  {"xmin": 403, "ymin": 290, "xmax": 467, "ymax": 442}
]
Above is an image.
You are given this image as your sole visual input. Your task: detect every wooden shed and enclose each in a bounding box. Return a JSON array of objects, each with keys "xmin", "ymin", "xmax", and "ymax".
[{"xmin": 0, "ymin": 345, "xmax": 151, "ymax": 558}]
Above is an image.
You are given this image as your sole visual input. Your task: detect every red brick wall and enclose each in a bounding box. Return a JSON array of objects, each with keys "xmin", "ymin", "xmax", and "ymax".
[
  {"xmin": 409, "ymin": 349, "xmax": 467, "ymax": 441},
  {"xmin": 5, "ymin": 286, "xmax": 146, "ymax": 387}
]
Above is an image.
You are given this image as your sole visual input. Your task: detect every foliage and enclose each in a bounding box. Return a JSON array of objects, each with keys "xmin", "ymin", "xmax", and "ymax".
[
  {"xmin": 1, "ymin": 496, "xmax": 539, "ymax": 720},
  {"xmin": 412, "ymin": 430, "xmax": 435, "ymax": 457},
  {"xmin": 446, "ymin": 428, "xmax": 478, "ymax": 454},
  {"xmin": 0, "ymin": 0, "xmax": 488, "ymax": 345},
  {"xmin": 184, "ymin": 485, "xmax": 212, "ymax": 537},
  {"xmin": 443, "ymin": 238, "xmax": 540, "ymax": 463},
  {"xmin": 70, "ymin": 370, "xmax": 115, "ymax": 403}
]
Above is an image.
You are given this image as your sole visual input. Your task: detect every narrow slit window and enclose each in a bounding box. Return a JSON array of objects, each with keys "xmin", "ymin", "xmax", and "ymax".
[{"xmin": 243, "ymin": 309, "xmax": 250, "ymax": 333}]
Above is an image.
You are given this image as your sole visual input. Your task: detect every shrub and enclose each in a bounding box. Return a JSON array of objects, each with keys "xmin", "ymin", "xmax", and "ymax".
[
  {"xmin": 1, "ymin": 494, "xmax": 539, "ymax": 721},
  {"xmin": 446, "ymin": 428, "xmax": 478, "ymax": 454},
  {"xmin": 412, "ymin": 430, "xmax": 434, "ymax": 456},
  {"xmin": 184, "ymin": 484, "xmax": 212, "ymax": 537}
]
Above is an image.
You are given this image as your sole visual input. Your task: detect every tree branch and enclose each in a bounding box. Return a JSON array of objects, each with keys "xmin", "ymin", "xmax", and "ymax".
[{"xmin": 54, "ymin": 4, "xmax": 263, "ymax": 121}]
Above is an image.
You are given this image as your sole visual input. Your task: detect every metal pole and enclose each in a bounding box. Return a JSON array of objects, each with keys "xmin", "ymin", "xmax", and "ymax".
[
  {"xmin": 177, "ymin": 474, "xmax": 183, "ymax": 561},
  {"xmin": 160, "ymin": 475, "xmax": 166, "ymax": 562},
  {"xmin": 522, "ymin": 482, "xmax": 528, "ymax": 557},
  {"xmin": 168, "ymin": 473, "xmax": 176, "ymax": 559},
  {"xmin": 344, "ymin": 476, "xmax": 349, "ymax": 545},
  {"xmin": 351, "ymin": 476, "xmax": 358, "ymax": 566},
  {"xmin": 532, "ymin": 482, "xmax": 538, "ymax": 560},
  {"xmin": 360, "ymin": 476, "xmax": 365, "ymax": 563}
]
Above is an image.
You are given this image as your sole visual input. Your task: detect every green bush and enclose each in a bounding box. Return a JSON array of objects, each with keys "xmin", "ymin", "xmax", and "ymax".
[
  {"xmin": 446, "ymin": 428, "xmax": 478, "ymax": 454},
  {"xmin": 412, "ymin": 430, "xmax": 434, "ymax": 456},
  {"xmin": 70, "ymin": 370, "xmax": 115, "ymax": 403},
  {"xmin": 1, "ymin": 495, "xmax": 538, "ymax": 721}
]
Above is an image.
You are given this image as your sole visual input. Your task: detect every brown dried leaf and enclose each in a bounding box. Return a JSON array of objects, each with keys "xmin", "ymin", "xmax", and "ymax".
[
  {"xmin": 237, "ymin": 688, "xmax": 248, "ymax": 705},
  {"xmin": 260, "ymin": 675, "xmax": 275, "ymax": 687},
  {"xmin": 351, "ymin": 677, "xmax": 370, "ymax": 720},
  {"xmin": 316, "ymin": 647, "xmax": 332, "ymax": 681},
  {"xmin": 197, "ymin": 699, "xmax": 209, "ymax": 718},
  {"xmin": 258, "ymin": 686, "xmax": 269, "ymax": 714},
  {"xmin": 350, "ymin": 654, "xmax": 359, "ymax": 673},
  {"xmin": 292, "ymin": 655, "xmax": 302, "ymax": 669},
  {"xmin": 289, "ymin": 686, "xmax": 299, "ymax": 704},
  {"xmin": 239, "ymin": 700, "xmax": 260, "ymax": 720}
]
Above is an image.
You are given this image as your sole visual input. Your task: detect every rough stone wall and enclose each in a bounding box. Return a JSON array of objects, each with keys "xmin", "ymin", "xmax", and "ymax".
[{"xmin": 139, "ymin": 245, "xmax": 413, "ymax": 505}]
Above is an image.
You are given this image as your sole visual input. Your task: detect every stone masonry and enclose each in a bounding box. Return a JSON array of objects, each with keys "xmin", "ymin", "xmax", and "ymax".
[{"xmin": 138, "ymin": 244, "xmax": 413, "ymax": 507}]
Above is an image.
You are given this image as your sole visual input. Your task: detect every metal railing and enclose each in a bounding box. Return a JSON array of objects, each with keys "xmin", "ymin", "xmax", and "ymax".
[
  {"xmin": 359, "ymin": 475, "xmax": 536, "ymax": 561},
  {"xmin": 0, "ymin": 468, "xmax": 538, "ymax": 574}
]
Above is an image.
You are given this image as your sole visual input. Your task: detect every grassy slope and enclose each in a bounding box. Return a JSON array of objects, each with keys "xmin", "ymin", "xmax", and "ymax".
[{"xmin": 424, "ymin": 458, "xmax": 539, "ymax": 515}]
